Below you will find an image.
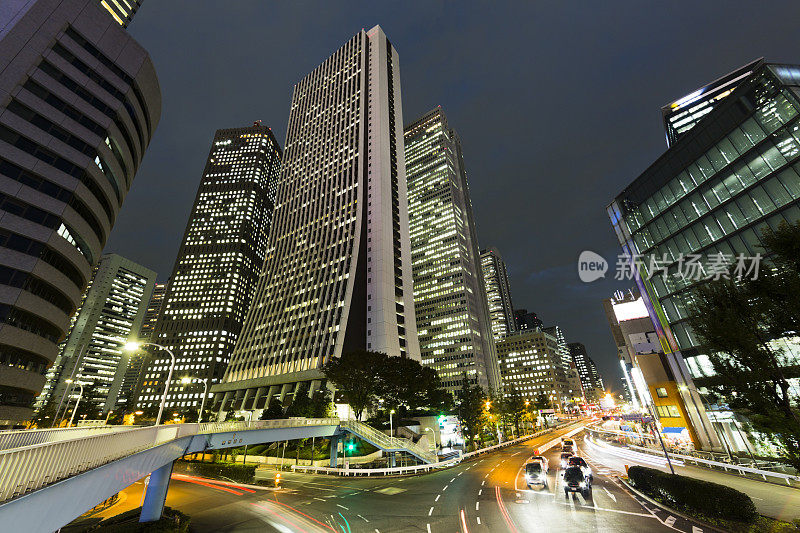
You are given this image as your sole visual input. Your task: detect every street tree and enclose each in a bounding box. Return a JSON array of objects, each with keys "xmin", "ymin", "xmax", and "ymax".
[
  {"xmin": 260, "ymin": 398, "xmax": 286, "ymax": 420},
  {"xmin": 503, "ymin": 385, "xmax": 527, "ymax": 436},
  {"xmin": 688, "ymin": 221, "xmax": 800, "ymax": 468},
  {"xmin": 456, "ymin": 374, "xmax": 487, "ymax": 451},
  {"xmin": 321, "ymin": 350, "xmax": 385, "ymax": 420}
]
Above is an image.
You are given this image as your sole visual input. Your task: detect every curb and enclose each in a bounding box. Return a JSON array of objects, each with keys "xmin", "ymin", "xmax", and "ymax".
[{"xmin": 616, "ymin": 476, "xmax": 728, "ymax": 533}]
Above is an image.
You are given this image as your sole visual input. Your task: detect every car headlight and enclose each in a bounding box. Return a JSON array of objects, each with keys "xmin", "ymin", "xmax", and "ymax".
[{"xmin": 579, "ymin": 481, "xmax": 586, "ymax": 488}]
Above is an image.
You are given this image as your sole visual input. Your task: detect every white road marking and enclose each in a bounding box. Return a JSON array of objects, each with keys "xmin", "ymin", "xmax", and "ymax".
[
  {"xmin": 443, "ymin": 485, "xmax": 448, "ymax": 491},
  {"xmin": 602, "ymin": 486, "xmax": 617, "ymax": 502},
  {"xmin": 451, "ymin": 478, "xmax": 456, "ymax": 482},
  {"xmin": 484, "ymin": 474, "xmax": 489, "ymax": 478},
  {"xmin": 314, "ymin": 497, "xmax": 326, "ymax": 501},
  {"xmin": 357, "ymin": 515, "xmax": 369, "ymax": 523},
  {"xmin": 435, "ymin": 494, "xmax": 440, "ymax": 502},
  {"xmin": 665, "ymin": 516, "xmax": 676, "ymax": 527},
  {"xmin": 481, "ymin": 480, "xmax": 486, "ymax": 486},
  {"xmin": 477, "ymin": 517, "xmax": 481, "ymax": 524},
  {"xmin": 458, "ymin": 472, "xmax": 463, "ymax": 476},
  {"xmin": 692, "ymin": 527, "xmax": 704, "ymax": 533},
  {"xmin": 426, "ymin": 524, "xmax": 431, "ymax": 533},
  {"xmin": 478, "ymin": 489, "xmax": 482, "ymax": 496},
  {"xmin": 336, "ymin": 504, "xmax": 349, "ymax": 510},
  {"xmin": 552, "ymin": 501, "xmax": 654, "ymax": 518},
  {"xmin": 428, "ymin": 506, "xmax": 434, "ymax": 516},
  {"xmin": 475, "ymin": 501, "xmax": 479, "ymax": 510}
]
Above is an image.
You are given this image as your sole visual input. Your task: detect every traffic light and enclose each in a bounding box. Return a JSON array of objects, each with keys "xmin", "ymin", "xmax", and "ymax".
[{"xmin": 346, "ymin": 442, "xmax": 355, "ymax": 452}]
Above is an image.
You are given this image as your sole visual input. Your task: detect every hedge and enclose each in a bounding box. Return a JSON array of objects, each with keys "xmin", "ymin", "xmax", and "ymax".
[
  {"xmin": 177, "ymin": 461, "xmax": 256, "ymax": 484},
  {"xmin": 627, "ymin": 466, "xmax": 757, "ymax": 522}
]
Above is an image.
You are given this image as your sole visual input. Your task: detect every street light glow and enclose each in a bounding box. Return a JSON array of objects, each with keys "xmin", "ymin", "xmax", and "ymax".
[{"xmin": 123, "ymin": 341, "xmax": 142, "ymax": 352}]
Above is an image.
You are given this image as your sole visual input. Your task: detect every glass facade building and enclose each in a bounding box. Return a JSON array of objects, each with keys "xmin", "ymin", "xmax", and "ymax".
[
  {"xmin": 405, "ymin": 107, "xmax": 499, "ymax": 393},
  {"xmin": 138, "ymin": 124, "xmax": 281, "ymax": 411},
  {"xmin": 609, "ymin": 60, "xmax": 800, "ymax": 448},
  {"xmin": 567, "ymin": 342, "xmax": 604, "ymax": 402},
  {"xmin": 98, "ymin": 0, "xmax": 141, "ymax": 27},
  {"xmin": 0, "ymin": 0, "xmax": 160, "ymax": 426},
  {"xmin": 214, "ymin": 27, "xmax": 420, "ymax": 415},
  {"xmin": 480, "ymin": 247, "xmax": 516, "ymax": 340},
  {"xmin": 36, "ymin": 254, "xmax": 156, "ymax": 415}
]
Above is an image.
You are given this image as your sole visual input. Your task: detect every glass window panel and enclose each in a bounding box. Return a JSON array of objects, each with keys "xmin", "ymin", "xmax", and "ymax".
[
  {"xmin": 683, "ymin": 226, "xmax": 700, "ymax": 250},
  {"xmin": 690, "ymin": 192, "xmax": 709, "ymax": 218},
  {"xmin": 789, "ymin": 121, "xmax": 800, "ymax": 146},
  {"xmin": 740, "ymin": 117, "xmax": 767, "ymax": 145},
  {"xmin": 642, "ymin": 198, "xmax": 656, "ymax": 221},
  {"xmin": 664, "ymin": 209, "xmax": 679, "ymax": 234},
  {"xmin": 653, "ymin": 189, "xmax": 667, "ymax": 212},
  {"xmin": 735, "ymin": 161, "xmax": 757, "ymax": 187},
  {"xmin": 776, "ymin": 91, "xmax": 799, "ymax": 123},
  {"xmin": 715, "ymin": 211, "xmax": 735, "ymax": 235},
  {"xmin": 722, "ymin": 172, "xmax": 744, "ymax": 197},
  {"xmin": 716, "ymin": 240, "xmax": 735, "ymax": 257},
  {"xmin": 725, "ymin": 202, "xmax": 746, "ymax": 229},
  {"xmin": 740, "ymin": 227, "xmax": 763, "ymax": 253},
  {"xmin": 687, "ymin": 163, "xmax": 705, "ymax": 186},
  {"xmin": 761, "ymin": 144, "xmax": 788, "ymax": 171},
  {"xmin": 780, "ymin": 204, "xmax": 800, "ymax": 225},
  {"xmin": 717, "ymin": 137, "xmax": 739, "ymax": 163},
  {"xmin": 736, "ymin": 194, "xmax": 761, "ymax": 222},
  {"xmin": 774, "ymin": 131, "xmax": 800, "ymax": 160},
  {"xmin": 679, "ymin": 199, "xmax": 698, "ymax": 223},
  {"xmin": 647, "ymin": 220, "xmax": 662, "ymax": 242},
  {"xmin": 696, "ymin": 154, "xmax": 716, "ymax": 180},
  {"xmin": 694, "ymin": 221, "xmax": 712, "ymax": 247},
  {"xmin": 661, "ymin": 297, "xmax": 678, "ymax": 322},
  {"xmin": 706, "ymin": 145, "xmax": 727, "ymax": 171},
  {"xmin": 729, "ymin": 127, "xmax": 753, "ymax": 153},
  {"xmin": 661, "ymin": 183, "xmax": 675, "ymax": 207},
  {"xmin": 672, "ymin": 204, "xmax": 688, "ymax": 226},
  {"xmin": 702, "ymin": 187, "xmax": 721, "ymax": 210},
  {"xmin": 704, "ymin": 216, "xmax": 723, "ymax": 241},
  {"xmin": 727, "ymin": 234, "xmax": 749, "ymax": 255},
  {"xmin": 677, "ymin": 170, "xmax": 694, "ymax": 193},
  {"xmin": 712, "ymin": 180, "xmax": 731, "ymax": 203},
  {"xmin": 763, "ymin": 176, "xmax": 792, "ymax": 207},
  {"xmin": 750, "ymin": 185, "xmax": 777, "ymax": 214},
  {"xmin": 669, "ymin": 179, "xmax": 685, "ymax": 202},
  {"xmin": 746, "ymin": 153, "xmax": 772, "ymax": 180},
  {"xmin": 654, "ymin": 217, "xmax": 670, "ymax": 241},
  {"xmin": 767, "ymin": 212, "xmax": 787, "ymax": 231},
  {"xmin": 755, "ymin": 95, "xmax": 788, "ymax": 132},
  {"xmin": 673, "ymin": 232, "xmax": 691, "ymax": 255},
  {"xmin": 633, "ymin": 233, "xmax": 648, "ymax": 254}
]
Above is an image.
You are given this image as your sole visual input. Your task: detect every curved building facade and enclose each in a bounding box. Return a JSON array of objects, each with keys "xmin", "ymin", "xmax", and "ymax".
[{"xmin": 0, "ymin": 0, "xmax": 161, "ymax": 426}]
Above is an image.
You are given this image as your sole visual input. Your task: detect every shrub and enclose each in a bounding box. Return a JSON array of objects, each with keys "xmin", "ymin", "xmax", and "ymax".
[
  {"xmin": 627, "ymin": 466, "xmax": 758, "ymax": 522},
  {"xmin": 177, "ymin": 461, "xmax": 256, "ymax": 484}
]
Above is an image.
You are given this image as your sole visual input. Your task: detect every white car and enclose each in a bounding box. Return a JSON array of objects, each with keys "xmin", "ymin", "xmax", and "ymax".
[{"xmin": 528, "ymin": 454, "xmax": 549, "ymax": 473}]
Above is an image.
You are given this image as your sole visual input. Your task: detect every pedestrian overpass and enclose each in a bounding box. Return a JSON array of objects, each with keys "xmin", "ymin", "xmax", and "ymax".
[{"xmin": 0, "ymin": 418, "xmax": 437, "ymax": 532}]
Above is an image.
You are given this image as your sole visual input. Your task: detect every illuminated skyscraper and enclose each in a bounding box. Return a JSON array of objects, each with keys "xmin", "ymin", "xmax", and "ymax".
[
  {"xmin": 0, "ymin": 0, "xmax": 160, "ymax": 426},
  {"xmin": 567, "ymin": 342, "xmax": 604, "ymax": 401},
  {"xmin": 480, "ymin": 248, "xmax": 515, "ymax": 340},
  {"xmin": 98, "ymin": 0, "xmax": 141, "ymax": 27},
  {"xmin": 405, "ymin": 107, "xmax": 499, "ymax": 392},
  {"xmin": 138, "ymin": 124, "xmax": 281, "ymax": 411},
  {"xmin": 36, "ymin": 254, "xmax": 156, "ymax": 415},
  {"xmin": 214, "ymin": 26, "xmax": 420, "ymax": 414}
]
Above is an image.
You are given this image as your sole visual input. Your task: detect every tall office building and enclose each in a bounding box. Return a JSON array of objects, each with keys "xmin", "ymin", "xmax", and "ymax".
[
  {"xmin": 117, "ymin": 280, "xmax": 165, "ymax": 407},
  {"xmin": 514, "ymin": 309, "xmax": 542, "ymax": 331},
  {"xmin": 496, "ymin": 329, "xmax": 572, "ymax": 410},
  {"xmin": 214, "ymin": 26, "xmax": 420, "ymax": 414},
  {"xmin": 405, "ymin": 107, "xmax": 499, "ymax": 392},
  {"xmin": 480, "ymin": 248, "xmax": 515, "ymax": 340},
  {"xmin": 567, "ymin": 342, "xmax": 604, "ymax": 402},
  {"xmin": 543, "ymin": 325, "xmax": 583, "ymax": 403},
  {"xmin": 97, "ymin": 0, "xmax": 141, "ymax": 27},
  {"xmin": 0, "ymin": 0, "xmax": 160, "ymax": 426},
  {"xmin": 607, "ymin": 59, "xmax": 800, "ymax": 449},
  {"xmin": 137, "ymin": 124, "xmax": 281, "ymax": 411},
  {"xmin": 36, "ymin": 254, "xmax": 156, "ymax": 415}
]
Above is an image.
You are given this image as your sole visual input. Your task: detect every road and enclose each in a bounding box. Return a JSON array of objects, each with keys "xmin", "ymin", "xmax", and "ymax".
[
  {"xmin": 581, "ymin": 434, "xmax": 800, "ymax": 522},
  {"xmin": 73, "ymin": 424, "xmax": 721, "ymax": 532}
]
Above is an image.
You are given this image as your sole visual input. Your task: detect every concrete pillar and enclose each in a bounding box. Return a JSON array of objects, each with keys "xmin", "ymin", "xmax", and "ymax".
[
  {"xmin": 389, "ymin": 453, "xmax": 396, "ymax": 468},
  {"xmin": 139, "ymin": 460, "xmax": 174, "ymax": 523},
  {"xmin": 241, "ymin": 388, "xmax": 253, "ymax": 411},
  {"xmin": 329, "ymin": 435, "xmax": 340, "ymax": 468}
]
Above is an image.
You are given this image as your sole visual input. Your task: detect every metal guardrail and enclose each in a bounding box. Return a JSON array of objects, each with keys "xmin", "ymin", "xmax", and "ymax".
[
  {"xmin": 0, "ymin": 425, "xmax": 139, "ymax": 452},
  {"xmin": 339, "ymin": 419, "xmax": 438, "ymax": 463},
  {"xmin": 586, "ymin": 426, "xmax": 800, "ymax": 486}
]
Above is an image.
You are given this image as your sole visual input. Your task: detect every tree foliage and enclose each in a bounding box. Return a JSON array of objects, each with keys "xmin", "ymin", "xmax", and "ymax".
[
  {"xmin": 502, "ymin": 385, "xmax": 527, "ymax": 436},
  {"xmin": 260, "ymin": 398, "xmax": 286, "ymax": 420},
  {"xmin": 456, "ymin": 374, "xmax": 487, "ymax": 450},
  {"xmin": 688, "ymin": 220, "xmax": 800, "ymax": 468}
]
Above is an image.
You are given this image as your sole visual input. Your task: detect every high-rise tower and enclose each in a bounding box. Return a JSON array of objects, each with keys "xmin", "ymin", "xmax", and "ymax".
[
  {"xmin": 137, "ymin": 124, "xmax": 281, "ymax": 411},
  {"xmin": 214, "ymin": 26, "xmax": 420, "ymax": 414},
  {"xmin": 97, "ymin": 0, "xmax": 142, "ymax": 27},
  {"xmin": 405, "ymin": 107, "xmax": 499, "ymax": 392},
  {"xmin": 0, "ymin": 0, "xmax": 160, "ymax": 426},
  {"xmin": 36, "ymin": 254, "xmax": 155, "ymax": 415},
  {"xmin": 480, "ymin": 248, "xmax": 516, "ymax": 340}
]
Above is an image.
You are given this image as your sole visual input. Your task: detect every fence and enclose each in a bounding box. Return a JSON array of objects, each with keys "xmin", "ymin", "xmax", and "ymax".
[{"xmin": 0, "ymin": 425, "xmax": 138, "ymax": 452}]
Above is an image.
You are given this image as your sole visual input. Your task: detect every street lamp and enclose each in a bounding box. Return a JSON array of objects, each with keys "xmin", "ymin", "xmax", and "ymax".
[
  {"xmin": 181, "ymin": 376, "xmax": 209, "ymax": 423},
  {"xmin": 424, "ymin": 427, "xmax": 439, "ymax": 453},
  {"xmin": 389, "ymin": 409, "xmax": 395, "ymax": 438},
  {"xmin": 125, "ymin": 341, "xmax": 175, "ymax": 426},
  {"xmin": 65, "ymin": 379, "xmax": 83, "ymax": 428}
]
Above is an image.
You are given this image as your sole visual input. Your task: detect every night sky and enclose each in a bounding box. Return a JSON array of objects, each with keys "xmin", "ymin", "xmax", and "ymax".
[{"xmin": 107, "ymin": 1, "xmax": 800, "ymax": 391}]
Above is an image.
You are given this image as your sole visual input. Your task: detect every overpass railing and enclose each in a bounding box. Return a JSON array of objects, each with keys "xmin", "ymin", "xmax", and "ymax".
[
  {"xmin": 339, "ymin": 419, "xmax": 437, "ymax": 463},
  {"xmin": 0, "ymin": 425, "xmax": 138, "ymax": 452}
]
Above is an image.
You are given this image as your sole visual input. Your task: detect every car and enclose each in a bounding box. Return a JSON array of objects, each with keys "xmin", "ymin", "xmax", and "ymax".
[
  {"xmin": 528, "ymin": 454, "xmax": 549, "ymax": 473},
  {"xmin": 561, "ymin": 444, "xmax": 574, "ymax": 455},
  {"xmin": 524, "ymin": 461, "xmax": 547, "ymax": 488},
  {"xmin": 562, "ymin": 438, "xmax": 575, "ymax": 448},
  {"xmin": 559, "ymin": 451, "xmax": 573, "ymax": 469},
  {"xmin": 567, "ymin": 456, "xmax": 592, "ymax": 480},
  {"xmin": 563, "ymin": 466, "xmax": 591, "ymax": 498}
]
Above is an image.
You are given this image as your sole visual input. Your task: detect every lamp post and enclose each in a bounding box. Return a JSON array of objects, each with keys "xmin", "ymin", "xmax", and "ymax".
[
  {"xmin": 125, "ymin": 342, "xmax": 175, "ymax": 426},
  {"xmin": 181, "ymin": 377, "xmax": 209, "ymax": 423},
  {"xmin": 389, "ymin": 409, "xmax": 395, "ymax": 438},
  {"xmin": 424, "ymin": 427, "xmax": 439, "ymax": 454},
  {"xmin": 53, "ymin": 343, "xmax": 87, "ymax": 427},
  {"xmin": 65, "ymin": 379, "xmax": 83, "ymax": 428}
]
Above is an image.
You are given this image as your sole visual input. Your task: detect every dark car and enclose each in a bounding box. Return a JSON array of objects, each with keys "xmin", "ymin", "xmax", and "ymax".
[
  {"xmin": 559, "ymin": 452, "xmax": 573, "ymax": 468},
  {"xmin": 563, "ymin": 466, "xmax": 591, "ymax": 497},
  {"xmin": 567, "ymin": 456, "xmax": 593, "ymax": 480},
  {"xmin": 524, "ymin": 461, "xmax": 546, "ymax": 488}
]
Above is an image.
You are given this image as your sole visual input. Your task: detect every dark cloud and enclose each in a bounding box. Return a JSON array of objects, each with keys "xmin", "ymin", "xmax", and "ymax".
[{"xmin": 107, "ymin": 0, "xmax": 800, "ymax": 390}]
